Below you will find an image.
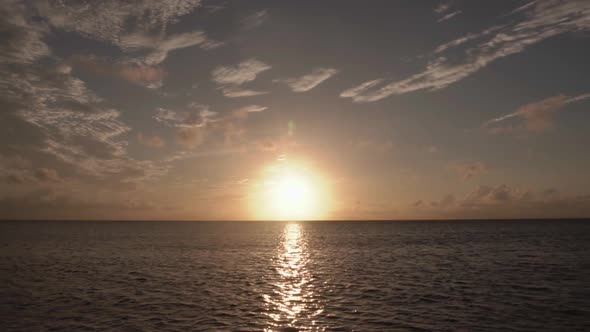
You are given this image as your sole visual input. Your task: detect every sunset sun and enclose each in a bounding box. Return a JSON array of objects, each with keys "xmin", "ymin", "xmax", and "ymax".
[{"xmin": 252, "ymin": 160, "xmax": 330, "ymax": 220}]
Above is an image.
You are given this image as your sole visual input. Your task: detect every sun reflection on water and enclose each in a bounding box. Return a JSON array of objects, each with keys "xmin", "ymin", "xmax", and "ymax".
[{"xmin": 264, "ymin": 223, "xmax": 323, "ymax": 331}]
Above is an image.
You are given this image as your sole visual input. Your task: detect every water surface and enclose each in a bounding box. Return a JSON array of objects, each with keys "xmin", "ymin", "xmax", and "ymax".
[{"xmin": 1, "ymin": 220, "xmax": 589, "ymax": 331}]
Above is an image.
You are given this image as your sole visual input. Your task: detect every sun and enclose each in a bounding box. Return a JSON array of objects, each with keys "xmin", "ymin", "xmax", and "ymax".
[
  {"xmin": 251, "ymin": 160, "xmax": 330, "ymax": 220},
  {"xmin": 271, "ymin": 171, "xmax": 315, "ymax": 220}
]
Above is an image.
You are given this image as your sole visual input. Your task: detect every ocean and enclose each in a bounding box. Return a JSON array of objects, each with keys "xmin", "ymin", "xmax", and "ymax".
[{"xmin": 1, "ymin": 220, "xmax": 589, "ymax": 331}]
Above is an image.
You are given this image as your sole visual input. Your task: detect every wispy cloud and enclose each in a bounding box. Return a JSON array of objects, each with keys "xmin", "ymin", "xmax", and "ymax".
[
  {"xmin": 434, "ymin": 2, "xmax": 451, "ymax": 14},
  {"xmin": 120, "ymin": 30, "xmax": 222, "ymax": 65},
  {"xmin": 276, "ymin": 68, "xmax": 339, "ymax": 92},
  {"xmin": 72, "ymin": 56, "xmax": 166, "ymax": 89},
  {"xmin": 241, "ymin": 9, "xmax": 269, "ymax": 29},
  {"xmin": 37, "ymin": 0, "xmax": 205, "ymax": 47},
  {"xmin": 0, "ymin": 3, "xmax": 49, "ymax": 64},
  {"xmin": 0, "ymin": 4, "xmax": 169, "ymax": 183},
  {"xmin": 342, "ymin": 1, "xmax": 590, "ymax": 102},
  {"xmin": 137, "ymin": 133, "xmax": 165, "ymax": 148},
  {"xmin": 416, "ymin": 184, "xmax": 590, "ymax": 218},
  {"xmin": 438, "ymin": 10, "xmax": 462, "ymax": 23},
  {"xmin": 220, "ymin": 86, "xmax": 268, "ymax": 98},
  {"xmin": 449, "ymin": 162, "xmax": 486, "ymax": 180},
  {"xmin": 154, "ymin": 104, "xmax": 217, "ymax": 129},
  {"xmin": 35, "ymin": 0, "xmax": 218, "ymax": 66},
  {"xmin": 154, "ymin": 104, "xmax": 268, "ymax": 148},
  {"xmin": 484, "ymin": 93, "xmax": 589, "ymax": 134},
  {"xmin": 212, "ymin": 59, "xmax": 271, "ymax": 86},
  {"xmin": 434, "ymin": 2, "xmax": 461, "ymax": 22},
  {"xmin": 340, "ymin": 79, "xmax": 384, "ymax": 98}
]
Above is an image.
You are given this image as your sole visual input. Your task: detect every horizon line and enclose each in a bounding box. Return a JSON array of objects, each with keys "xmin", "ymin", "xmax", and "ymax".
[{"xmin": 1, "ymin": 218, "xmax": 589, "ymax": 222}]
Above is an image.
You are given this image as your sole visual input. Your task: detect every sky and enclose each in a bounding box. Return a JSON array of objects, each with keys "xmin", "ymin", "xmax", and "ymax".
[{"xmin": 1, "ymin": 0, "xmax": 590, "ymax": 220}]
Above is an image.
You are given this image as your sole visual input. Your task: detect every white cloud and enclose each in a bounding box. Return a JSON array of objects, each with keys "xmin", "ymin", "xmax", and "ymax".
[
  {"xmin": 484, "ymin": 92, "xmax": 589, "ymax": 134},
  {"xmin": 221, "ymin": 86, "xmax": 268, "ymax": 98},
  {"xmin": 121, "ymin": 31, "xmax": 222, "ymax": 65},
  {"xmin": 276, "ymin": 68, "xmax": 339, "ymax": 92},
  {"xmin": 0, "ymin": 3, "xmax": 50, "ymax": 64},
  {"xmin": 137, "ymin": 133, "xmax": 165, "ymax": 148},
  {"xmin": 438, "ymin": 10, "xmax": 462, "ymax": 23},
  {"xmin": 342, "ymin": 0, "xmax": 590, "ymax": 102},
  {"xmin": 416, "ymin": 184, "xmax": 590, "ymax": 218},
  {"xmin": 72, "ymin": 56, "xmax": 166, "ymax": 89},
  {"xmin": 37, "ymin": 0, "xmax": 204, "ymax": 45},
  {"xmin": 33, "ymin": 0, "xmax": 219, "ymax": 66},
  {"xmin": 242, "ymin": 10, "xmax": 269, "ymax": 29},
  {"xmin": 211, "ymin": 59, "xmax": 271, "ymax": 85},
  {"xmin": 232, "ymin": 105, "xmax": 268, "ymax": 118},
  {"xmin": 434, "ymin": 3, "xmax": 451, "ymax": 14},
  {"xmin": 340, "ymin": 79, "xmax": 384, "ymax": 98},
  {"xmin": 154, "ymin": 104, "xmax": 268, "ymax": 148},
  {"xmin": 154, "ymin": 105, "xmax": 217, "ymax": 128},
  {"xmin": 449, "ymin": 162, "xmax": 487, "ymax": 180}
]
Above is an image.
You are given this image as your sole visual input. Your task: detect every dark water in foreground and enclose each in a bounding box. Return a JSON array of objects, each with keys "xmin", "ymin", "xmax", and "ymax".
[{"xmin": 1, "ymin": 220, "xmax": 589, "ymax": 331}]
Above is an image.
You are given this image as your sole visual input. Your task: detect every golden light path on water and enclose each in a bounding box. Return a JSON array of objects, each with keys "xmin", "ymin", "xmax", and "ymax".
[{"xmin": 264, "ymin": 223, "xmax": 324, "ymax": 331}]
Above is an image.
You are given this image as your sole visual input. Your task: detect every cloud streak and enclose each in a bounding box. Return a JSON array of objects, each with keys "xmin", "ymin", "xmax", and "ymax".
[
  {"xmin": 154, "ymin": 104, "xmax": 268, "ymax": 148},
  {"xmin": 220, "ymin": 86, "xmax": 269, "ymax": 98},
  {"xmin": 449, "ymin": 162, "xmax": 487, "ymax": 180},
  {"xmin": 120, "ymin": 31, "xmax": 222, "ymax": 65},
  {"xmin": 342, "ymin": 1, "xmax": 590, "ymax": 102},
  {"xmin": 72, "ymin": 56, "xmax": 166, "ymax": 89},
  {"xmin": 276, "ymin": 68, "xmax": 339, "ymax": 92},
  {"xmin": 211, "ymin": 59, "xmax": 271, "ymax": 86},
  {"xmin": 484, "ymin": 92, "xmax": 589, "ymax": 134}
]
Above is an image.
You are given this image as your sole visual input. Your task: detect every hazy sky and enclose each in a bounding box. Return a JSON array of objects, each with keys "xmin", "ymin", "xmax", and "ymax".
[{"xmin": 1, "ymin": 0, "xmax": 589, "ymax": 220}]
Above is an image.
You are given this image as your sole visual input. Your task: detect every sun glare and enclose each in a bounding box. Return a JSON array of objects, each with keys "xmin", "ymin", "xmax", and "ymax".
[{"xmin": 252, "ymin": 161, "xmax": 330, "ymax": 220}]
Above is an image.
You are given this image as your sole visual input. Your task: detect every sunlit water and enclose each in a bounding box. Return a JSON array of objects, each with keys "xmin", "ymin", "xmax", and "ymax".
[{"xmin": 1, "ymin": 220, "xmax": 589, "ymax": 331}]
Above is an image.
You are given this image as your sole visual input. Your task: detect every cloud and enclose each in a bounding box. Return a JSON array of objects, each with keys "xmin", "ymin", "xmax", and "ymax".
[
  {"xmin": 433, "ymin": 26, "xmax": 505, "ymax": 54},
  {"xmin": 484, "ymin": 93, "xmax": 589, "ymax": 134},
  {"xmin": 417, "ymin": 184, "xmax": 590, "ymax": 218},
  {"xmin": 0, "ymin": 7, "xmax": 168, "ymax": 184},
  {"xmin": 37, "ymin": 0, "xmax": 205, "ymax": 47},
  {"xmin": 340, "ymin": 79, "xmax": 384, "ymax": 98},
  {"xmin": 176, "ymin": 127, "xmax": 207, "ymax": 148},
  {"xmin": 426, "ymin": 145, "xmax": 439, "ymax": 153},
  {"xmin": 449, "ymin": 162, "xmax": 486, "ymax": 180},
  {"xmin": 231, "ymin": 105, "xmax": 268, "ymax": 119},
  {"xmin": 0, "ymin": 153, "xmax": 62, "ymax": 185},
  {"xmin": 154, "ymin": 104, "xmax": 267, "ymax": 148},
  {"xmin": 34, "ymin": 1, "xmax": 219, "ymax": 66},
  {"xmin": 0, "ymin": 187, "xmax": 163, "ymax": 220},
  {"xmin": 438, "ymin": 10, "xmax": 462, "ymax": 23},
  {"xmin": 0, "ymin": 3, "xmax": 50, "ymax": 64},
  {"xmin": 120, "ymin": 30, "xmax": 222, "ymax": 65},
  {"xmin": 137, "ymin": 133, "xmax": 165, "ymax": 148},
  {"xmin": 0, "ymin": 154, "xmax": 32, "ymax": 185},
  {"xmin": 220, "ymin": 86, "xmax": 268, "ymax": 98},
  {"xmin": 72, "ymin": 56, "xmax": 166, "ymax": 88},
  {"xmin": 434, "ymin": 2, "xmax": 461, "ymax": 22},
  {"xmin": 34, "ymin": 168, "xmax": 62, "ymax": 183},
  {"xmin": 566, "ymin": 92, "xmax": 590, "ymax": 103},
  {"xmin": 434, "ymin": 2, "xmax": 451, "ymax": 14},
  {"xmin": 241, "ymin": 10, "xmax": 269, "ymax": 29},
  {"xmin": 211, "ymin": 59, "xmax": 271, "ymax": 85},
  {"xmin": 342, "ymin": 1, "xmax": 590, "ymax": 102},
  {"xmin": 276, "ymin": 68, "xmax": 339, "ymax": 92},
  {"xmin": 430, "ymin": 194, "xmax": 456, "ymax": 208},
  {"xmin": 256, "ymin": 138, "xmax": 279, "ymax": 152},
  {"xmin": 154, "ymin": 104, "xmax": 217, "ymax": 128}
]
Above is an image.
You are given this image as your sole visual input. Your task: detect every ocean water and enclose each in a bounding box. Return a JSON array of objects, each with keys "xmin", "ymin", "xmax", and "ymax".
[{"xmin": 1, "ymin": 220, "xmax": 589, "ymax": 331}]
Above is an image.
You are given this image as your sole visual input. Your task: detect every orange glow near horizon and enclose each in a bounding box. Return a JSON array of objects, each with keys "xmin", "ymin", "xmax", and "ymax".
[{"xmin": 251, "ymin": 159, "xmax": 332, "ymax": 220}]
